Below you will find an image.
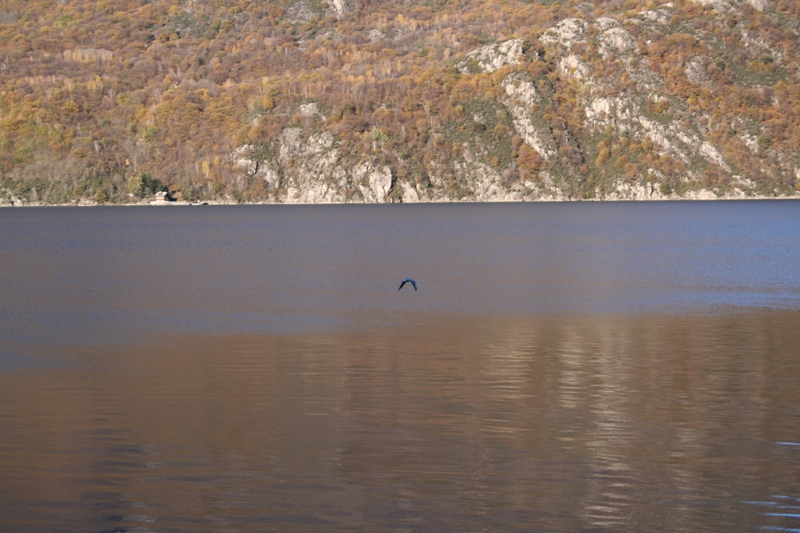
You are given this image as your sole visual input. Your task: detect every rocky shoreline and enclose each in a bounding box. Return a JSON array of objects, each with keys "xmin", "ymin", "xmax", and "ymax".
[{"xmin": 2, "ymin": 190, "xmax": 797, "ymax": 208}]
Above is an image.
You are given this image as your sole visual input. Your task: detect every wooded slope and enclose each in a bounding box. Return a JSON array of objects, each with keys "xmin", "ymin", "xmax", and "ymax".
[{"xmin": 1, "ymin": 0, "xmax": 799, "ymax": 204}]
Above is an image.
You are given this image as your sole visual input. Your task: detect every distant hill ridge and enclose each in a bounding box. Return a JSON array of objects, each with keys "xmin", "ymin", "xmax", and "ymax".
[{"xmin": 1, "ymin": 0, "xmax": 799, "ymax": 204}]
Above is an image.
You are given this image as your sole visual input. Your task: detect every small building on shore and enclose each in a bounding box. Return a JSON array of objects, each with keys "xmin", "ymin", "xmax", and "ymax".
[{"xmin": 151, "ymin": 191, "xmax": 169, "ymax": 204}]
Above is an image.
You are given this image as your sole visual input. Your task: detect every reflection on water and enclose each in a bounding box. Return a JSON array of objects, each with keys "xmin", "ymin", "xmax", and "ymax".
[{"xmin": 1, "ymin": 311, "xmax": 799, "ymax": 532}]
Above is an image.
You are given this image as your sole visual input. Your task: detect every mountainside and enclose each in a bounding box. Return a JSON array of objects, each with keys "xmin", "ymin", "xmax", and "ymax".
[{"xmin": 1, "ymin": 0, "xmax": 799, "ymax": 204}]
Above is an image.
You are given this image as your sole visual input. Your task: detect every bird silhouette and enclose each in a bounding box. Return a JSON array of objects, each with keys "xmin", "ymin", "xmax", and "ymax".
[{"xmin": 398, "ymin": 278, "xmax": 417, "ymax": 291}]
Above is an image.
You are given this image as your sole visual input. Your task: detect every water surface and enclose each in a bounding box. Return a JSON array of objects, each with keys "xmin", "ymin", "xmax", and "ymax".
[{"xmin": 1, "ymin": 201, "xmax": 799, "ymax": 532}]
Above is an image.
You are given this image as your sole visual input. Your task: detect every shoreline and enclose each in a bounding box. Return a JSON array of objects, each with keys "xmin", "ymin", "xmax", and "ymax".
[{"xmin": 1, "ymin": 194, "xmax": 798, "ymax": 208}]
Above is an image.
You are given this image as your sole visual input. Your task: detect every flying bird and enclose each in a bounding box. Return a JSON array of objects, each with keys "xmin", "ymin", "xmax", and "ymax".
[{"xmin": 398, "ymin": 278, "xmax": 417, "ymax": 291}]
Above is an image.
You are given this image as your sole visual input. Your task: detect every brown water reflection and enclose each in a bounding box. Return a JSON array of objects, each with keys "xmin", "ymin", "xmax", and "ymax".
[{"xmin": 1, "ymin": 310, "xmax": 800, "ymax": 532}]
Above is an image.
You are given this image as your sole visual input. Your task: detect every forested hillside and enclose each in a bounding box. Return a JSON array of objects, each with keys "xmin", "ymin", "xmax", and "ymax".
[{"xmin": 1, "ymin": 0, "xmax": 799, "ymax": 204}]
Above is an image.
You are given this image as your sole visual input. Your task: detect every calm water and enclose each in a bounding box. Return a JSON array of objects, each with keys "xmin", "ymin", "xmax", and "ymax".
[{"xmin": 1, "ymin": 201, "xmax": 800, "ymax": 532}]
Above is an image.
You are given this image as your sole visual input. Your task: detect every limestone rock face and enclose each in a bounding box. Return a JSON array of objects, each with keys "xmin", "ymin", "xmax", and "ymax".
[
  {"xmin": 457, "ymin": 39, "xmax": 524, "ymax": 74},
  {"xmin": 540, "ymin": 19, "xmax": 588, "ymax": 48},
  {"xmin": 355, "ymin": 162, "xmax": 393, "ymax": 203},
  {"xmin": 502, "ymin": 72, "xmax": 555, "ymax": 161},
  {"xmin": 598, "ymin": 27, "xmax": 636, "ymax": 57}
]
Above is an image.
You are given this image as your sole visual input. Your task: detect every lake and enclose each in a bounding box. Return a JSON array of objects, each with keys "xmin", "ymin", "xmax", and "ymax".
[{"xmin": 1, "ymin": 201, "xmax": 800, "ymax": 532}]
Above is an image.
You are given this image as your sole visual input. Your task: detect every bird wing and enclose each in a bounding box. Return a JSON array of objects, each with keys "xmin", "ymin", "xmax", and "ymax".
[{"xmin": 398, "ymin": 280, "xmax": 407, "ymax": 290}]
